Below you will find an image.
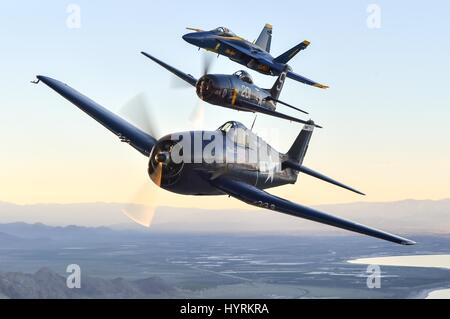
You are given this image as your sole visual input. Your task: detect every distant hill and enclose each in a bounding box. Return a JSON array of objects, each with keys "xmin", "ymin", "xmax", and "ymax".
[
  {"xmin": 0, "ymin": 199, "xmax": 449, "ymax": 235},
  {"xmin": 0, "ymin": 268, "xmax": 175, "ymax": 299},
  {"xmin": 0, "ymin": 222, "xmax": 116, "ymax": 240}
]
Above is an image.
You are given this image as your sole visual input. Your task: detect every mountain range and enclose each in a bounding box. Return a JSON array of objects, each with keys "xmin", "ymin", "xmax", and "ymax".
[{"xmin": 0, "ymin": 198, "xmax": 449, "ymax": 235}]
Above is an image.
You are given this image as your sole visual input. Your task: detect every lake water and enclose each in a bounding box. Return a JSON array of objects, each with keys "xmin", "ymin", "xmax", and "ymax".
[
  {"xmin": 348, "ymin": 254, "xmax": 450, "ymax": 299},
  {"xmin": 348, "ymin": 254, "xmax": 450, "ymax": 270},
  {"xmin": 426, "ymin": 288, "xmax": 450, "ymax": 299}
]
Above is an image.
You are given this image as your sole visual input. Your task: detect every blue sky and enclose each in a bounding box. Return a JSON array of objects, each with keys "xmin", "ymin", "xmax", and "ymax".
[{"xmin": 0, "ymin": 1, "xmax": 449, "ymax": 206}]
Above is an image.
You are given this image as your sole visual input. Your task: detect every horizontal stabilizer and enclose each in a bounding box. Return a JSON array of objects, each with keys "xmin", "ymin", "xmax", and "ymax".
[
  {"xmin": 283, "ymin": 160, "xmax": 365, "ymax": 195},
  {"xmin": 286, "ymin": 71, "xmax": 329, "ymax": 89},
  {"xmin": 274, "ymin": 40, "xmax": 310, "ymax": 64},
  {"xmin": 238, "ymin": 99, "xmax": 321, "ymax": 127},
  {"xmin": 266, "ymin": 96, "xmax": 309, "ymax": 114}
]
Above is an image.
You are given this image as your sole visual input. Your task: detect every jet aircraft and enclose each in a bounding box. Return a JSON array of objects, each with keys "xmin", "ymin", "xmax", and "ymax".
[
  {"xmin": 34, "ymin": 75, "xmax": 415, "ymax": 245},
  {"xmin": 183, "ymin": 24, "xmax": 329, "ymax": 89}
]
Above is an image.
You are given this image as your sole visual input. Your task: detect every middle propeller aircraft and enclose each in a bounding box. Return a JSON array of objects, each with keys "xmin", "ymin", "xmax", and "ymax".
[{"xmin": 141, "ymin": 52, "xmax": 321, "ymax": 127}]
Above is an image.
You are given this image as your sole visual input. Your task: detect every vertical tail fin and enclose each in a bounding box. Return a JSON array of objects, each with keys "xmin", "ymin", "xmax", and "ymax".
[
  {"xmin": 255, "ymin": 24, "xmax": 273, "ymax": 53},
  {"xmin": 269, "ymin": 66, "xmax": 290, "ymax": 101},
  {"xmin": 274, "ymin": 40, "xmax": 310, "ymax": 64},
  {"xmin": 287, "ymin": 121, "xmax": 314, "ymax": 164}
]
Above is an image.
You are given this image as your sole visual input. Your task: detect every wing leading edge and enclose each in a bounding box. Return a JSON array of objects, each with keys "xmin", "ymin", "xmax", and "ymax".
[
  {"xmin": 36, "ymin": 75, "xmax": 157, "ymax": 156},
  {"xmin": 141, "ymin": 52, "xmax": 198, "ymax": 87},
  {"xmin": 210, "ymin": 176, "xmax": 415, "ymax": 245}
]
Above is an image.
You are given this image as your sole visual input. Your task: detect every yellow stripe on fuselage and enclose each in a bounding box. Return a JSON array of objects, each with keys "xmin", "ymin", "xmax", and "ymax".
[
  {"xmin": 218, "ymin": 36, "xmax": 245, "ymax": 41},
  {"xmin": 206, "ymin": 42, "xmax": 222, "ymax": 53},
  {"xmin": 231, "ymin": 89, "xmax": 238, "ymax": 105}
]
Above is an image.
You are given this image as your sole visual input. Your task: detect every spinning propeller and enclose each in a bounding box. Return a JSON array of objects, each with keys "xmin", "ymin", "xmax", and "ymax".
[
  {"xmin": 118, "ymin": 93, "xmax": 166, "ymax": 227},
  {"xmin": 189, "ymin": 53, "xmax": 214, "ymax": 126},
  {"xmin": 166, "ymin": 53, "xmax": 214, "ymax": 127}
]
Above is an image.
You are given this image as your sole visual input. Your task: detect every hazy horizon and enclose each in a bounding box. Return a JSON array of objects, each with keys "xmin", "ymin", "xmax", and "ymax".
[
  {"xmin": 1, "ymin": 1, "xmax": 449, "ymax": 212},
  {"xmin": 1, "ymin": 198, "xmax": 449, "ymax": 236}
]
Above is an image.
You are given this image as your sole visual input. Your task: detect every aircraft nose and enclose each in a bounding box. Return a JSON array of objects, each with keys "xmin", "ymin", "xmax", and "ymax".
[{"xmin": 182, "ymin": 32, "xmax": 201, "ymax": 46}]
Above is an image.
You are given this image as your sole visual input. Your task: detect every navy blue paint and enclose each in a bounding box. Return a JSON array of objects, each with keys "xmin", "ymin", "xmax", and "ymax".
[
  {"xmin": 37, "ymin": 76, "xmax": 156, "ymax": 156},
  {"xmin": 182, "ymin": 27, "xmax": 326, "ymax": 88},
  {"xmin": 211, "ymin": 176, "xmax": 415, "ymax": 245}
]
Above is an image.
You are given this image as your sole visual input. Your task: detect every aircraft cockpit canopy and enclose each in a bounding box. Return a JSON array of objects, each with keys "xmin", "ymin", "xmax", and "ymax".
[
  {"xmin": 214, "ymin": 27, "xmax": 236, "ymax": 37},
  {"xmin": 218, "ymin": 121, "xmax": 247, "ymax": 133},
  {"xmin": 233, "ymin": 70, "xmax": 253, "ymax": 84}
]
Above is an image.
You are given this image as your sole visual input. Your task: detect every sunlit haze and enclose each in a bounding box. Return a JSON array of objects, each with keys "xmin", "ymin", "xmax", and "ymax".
[{"xmin": 1, "ymin": 1, "xmax": 449, "ymax": 209}]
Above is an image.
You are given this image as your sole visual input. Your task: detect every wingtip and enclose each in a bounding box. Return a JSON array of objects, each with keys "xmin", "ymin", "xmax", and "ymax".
[
  {"xmin": 307, "ymin": 120, "xmax": 322, "ymax": 129},
  {"xmin": 35, "ymin": 75, "xmax": 52, "ymax": 84},
  {"xmin": 31, "ymin": 75, "xmax": 43, "ymax": 84},
  {"xmin": 401, "ymin": 239, "xmax": 417, "ymax": 245},
  {"xmin": 310, "ymin": 121, "xmax": 323, "ymax": 129},
  {"xmin": 342, "ymin": 186, "xmax": 365, "ymax": 196},
  {"xmin": 314, "ymin": 83, "xmax": 329, "ymax": 89},
  {"xmin": 141, "ymin": 51, "xmax": 156, "ymax": 61}
]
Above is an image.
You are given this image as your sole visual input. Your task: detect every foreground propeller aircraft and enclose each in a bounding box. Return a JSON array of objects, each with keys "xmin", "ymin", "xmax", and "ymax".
[
  {"xmin": 183, "ymin": 24, "xmax": 329, "ymax": 89},
  {"xmin": 34, "ymin": 75, "xmax": 415, "ymax": 245},
  {"xmin": 141, "ymin": 52, "xmax": 318, "ymax": 126}
]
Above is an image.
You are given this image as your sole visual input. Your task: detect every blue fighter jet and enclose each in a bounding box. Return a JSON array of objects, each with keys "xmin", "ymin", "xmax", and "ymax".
[{"xmin": 183, "ymin": 24, "xmax": 329, "ymax": 89}]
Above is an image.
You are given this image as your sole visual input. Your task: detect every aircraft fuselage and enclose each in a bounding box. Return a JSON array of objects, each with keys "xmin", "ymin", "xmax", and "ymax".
[
  {"xmin": 196, "ymin": 73, "xmax": 276, "ymax": 113},
  {"xmin": 183, "ymin": 31, "xmax": 285, "ymax": 76},
  {"xmin": 148, "ymin": 127, "xmax": 297, "ymax": 196}
]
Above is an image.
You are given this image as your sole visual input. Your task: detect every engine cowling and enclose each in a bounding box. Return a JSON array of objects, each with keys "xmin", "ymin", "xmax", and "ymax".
[{"xmin": 148, "ymin": 140, "xmax": 184, "ymax": 187}]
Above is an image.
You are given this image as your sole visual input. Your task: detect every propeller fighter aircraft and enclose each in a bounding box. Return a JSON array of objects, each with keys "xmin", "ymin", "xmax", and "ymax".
[
  {"xmin": 183, "ymin": 25, "xmax": 329, "ymax": 89},
  {"xmin": 34, "ymin": 75, "xmax": 415, "ymax": 246},
  {"xmin": 141, "ymin": 52, "xmax": 319, "ymax": 126}
]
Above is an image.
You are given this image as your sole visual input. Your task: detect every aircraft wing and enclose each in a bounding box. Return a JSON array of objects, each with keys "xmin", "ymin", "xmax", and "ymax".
[
  {"xmin": 36, "ymin": 75, "xmax": 157, "ymax": 156},
  {"xmin": 287, "ymin": 71, "xmax": 329, "ymax": 89},
  {"xmin": 210, "ymin": 176, "xmax": 416, "ymax": 245},
  {"xmin": 238, "ymin": 99, "xmax": 322, "ymax": 128},
  {"xmin": 141, "ymin": 51, "xmax": 198, "ymax": 87},
  {"xmin": 217, "ymin": 38, "xmax": 258, "ymax": 57}
]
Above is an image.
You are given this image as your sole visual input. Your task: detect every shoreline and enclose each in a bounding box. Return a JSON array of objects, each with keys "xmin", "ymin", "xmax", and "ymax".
[
  {"xmin": 347, "ymin": 254, "xmax": 450, "ymax": 299},
  {"xmin": 348, "ymin": 254, "xmax": 450, "ymax": 270},
  {"xmin": 424, "ymin": 288, "xmax": 450, "ymax": 299}
]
